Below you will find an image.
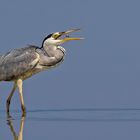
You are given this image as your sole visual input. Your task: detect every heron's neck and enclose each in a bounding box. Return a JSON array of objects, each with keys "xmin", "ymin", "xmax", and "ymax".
[{"xmin": 42, "ymin": 45, "xmax": 57, "ymax": 57}]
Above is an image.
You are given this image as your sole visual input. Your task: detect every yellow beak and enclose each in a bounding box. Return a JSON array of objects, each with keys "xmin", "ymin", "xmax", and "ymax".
[{"xmin": 59, "ymin": 29, "xmax": 83, "ymax": 43}]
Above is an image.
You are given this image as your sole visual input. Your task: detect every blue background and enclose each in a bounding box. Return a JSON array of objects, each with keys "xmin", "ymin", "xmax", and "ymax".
[{"xmin": 0, "ymin": 0, "xmax": 140, "ymax": 140}]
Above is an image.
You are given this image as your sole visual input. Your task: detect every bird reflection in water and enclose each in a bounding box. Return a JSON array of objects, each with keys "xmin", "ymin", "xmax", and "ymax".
[{"xmin": 7, "ymin": 113, "xmax": 25, "ymax": 140}]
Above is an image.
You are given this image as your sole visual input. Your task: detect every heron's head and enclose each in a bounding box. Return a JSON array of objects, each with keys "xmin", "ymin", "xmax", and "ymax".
[{"xmin": 42, "ymin": 29, "xmax": 83, "ymax": 47}]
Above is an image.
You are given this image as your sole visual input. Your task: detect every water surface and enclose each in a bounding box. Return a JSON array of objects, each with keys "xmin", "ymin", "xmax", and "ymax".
[{"xmin": 1, "ymin": 108, "xmax": 140, "ymax": 140}]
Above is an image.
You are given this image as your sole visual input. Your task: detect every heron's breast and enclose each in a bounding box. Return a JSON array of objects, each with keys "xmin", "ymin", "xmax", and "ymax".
[
  {"xmin": 19, "ymin": 65, "xmax": 51, "ymax": 80},
  {"xmin": 19, "ymin": 57, "xmax": 64, "ymax": 80}
]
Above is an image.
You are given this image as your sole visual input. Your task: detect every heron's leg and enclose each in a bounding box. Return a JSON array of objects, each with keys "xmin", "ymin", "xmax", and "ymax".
[
  {"xmin": 17, "ymin": 79, "xmax": 26, "ymax": 115},
  {"xmin": 6, "ymin": 82, "xmax": 17, "ymax": 113}
]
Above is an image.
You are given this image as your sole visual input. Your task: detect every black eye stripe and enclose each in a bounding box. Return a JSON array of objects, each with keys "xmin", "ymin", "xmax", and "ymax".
[{"xmin": 41, "ymin": 33, "xmax": 53, "ymax": 48}]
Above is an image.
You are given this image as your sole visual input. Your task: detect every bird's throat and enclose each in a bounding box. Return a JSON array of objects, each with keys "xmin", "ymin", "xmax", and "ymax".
[{"xmin": 43, "ymin": 45, "xmax": 57, "ymax": 57}]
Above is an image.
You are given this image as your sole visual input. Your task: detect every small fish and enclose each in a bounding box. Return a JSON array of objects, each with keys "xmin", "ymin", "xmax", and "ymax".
[{"xmin": 65, "ymin": 35, "xmax": 70, "ymax": 38}]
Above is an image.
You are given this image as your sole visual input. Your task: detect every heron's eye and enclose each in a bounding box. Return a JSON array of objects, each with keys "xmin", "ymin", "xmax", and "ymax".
[{"xmin": 52, "ymin": 34, "xmax": 60, "ymax": 39}]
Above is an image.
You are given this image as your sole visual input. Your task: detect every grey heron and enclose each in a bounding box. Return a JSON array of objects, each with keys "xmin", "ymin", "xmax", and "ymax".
[{"xmin": 0, "ymin": 29, "xmax": 82, "ymax": 115}]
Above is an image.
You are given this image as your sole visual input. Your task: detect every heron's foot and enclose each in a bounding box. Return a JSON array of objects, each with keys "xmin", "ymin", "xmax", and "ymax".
[
  {"xmin": 21, "ymin": 105, "xmax": 26, "ymax": 116},
  {"xmin": 6, "ymin": 99, "xmax": 11, "ymax": 113}
]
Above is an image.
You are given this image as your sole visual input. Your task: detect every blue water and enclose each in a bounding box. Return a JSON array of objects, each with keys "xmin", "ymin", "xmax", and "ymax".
[{"xmin": 1, "ymin": 108, "xmax": 140, "ymax": 140}]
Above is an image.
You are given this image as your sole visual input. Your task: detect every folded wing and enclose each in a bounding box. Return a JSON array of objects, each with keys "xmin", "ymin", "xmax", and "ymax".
[{"xmin": 0, "ymin": 46, "xmax": 40, "ymax": 81}]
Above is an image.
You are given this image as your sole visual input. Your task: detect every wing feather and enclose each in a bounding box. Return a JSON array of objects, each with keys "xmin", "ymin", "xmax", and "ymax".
[{"xmin": 0, "ymin": 46, "xmax": 40, "ymax": 81}]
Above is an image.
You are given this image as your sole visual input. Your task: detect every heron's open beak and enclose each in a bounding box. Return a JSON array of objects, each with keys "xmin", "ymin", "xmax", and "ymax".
[{"xmin": 59, "ymin": 29, "xmax": 83, "ymax": 44}]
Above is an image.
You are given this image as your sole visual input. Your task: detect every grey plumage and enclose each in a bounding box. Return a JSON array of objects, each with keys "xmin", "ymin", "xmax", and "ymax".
[{"xmin": 0, "ymin": 46, "xmax": 39, "ymax": 81}]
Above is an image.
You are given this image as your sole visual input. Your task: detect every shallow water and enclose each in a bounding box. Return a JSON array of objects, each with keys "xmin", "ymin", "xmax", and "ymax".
[{"xmin": 1, "ymin": 108, "xmax": 140, "ymax": 140}]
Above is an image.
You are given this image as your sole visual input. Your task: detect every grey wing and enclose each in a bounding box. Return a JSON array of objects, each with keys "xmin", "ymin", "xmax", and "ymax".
[{"xmin": 0, "ymin": 46, "xmax": 40, "ymax": 81}]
